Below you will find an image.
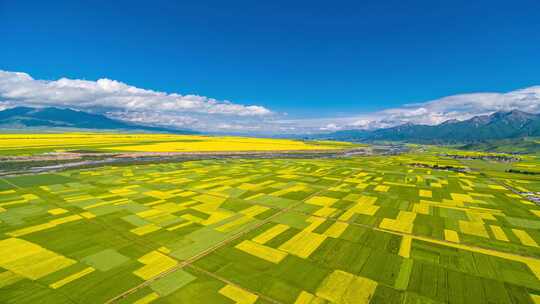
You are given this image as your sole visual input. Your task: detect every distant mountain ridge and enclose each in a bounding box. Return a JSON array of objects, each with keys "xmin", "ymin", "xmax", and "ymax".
[
  {"xmin": 321, "ymin": 110, "xmax": 540, "ymax": 143},
  {"xmin": 0, "ymin": 106, "xmax": 196, "ymax": 134}
]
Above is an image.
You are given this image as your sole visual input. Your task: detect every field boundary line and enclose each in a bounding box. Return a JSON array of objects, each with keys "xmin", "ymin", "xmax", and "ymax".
[
  {"xmin": 106, "ymin": 167, "xmax": 362, "ymax": 303},
  {"xmin": 188, "ymin": 174, "xmax": 540, "ymax": 262},
  {"xmin": 188, "ymin": 264, "xmax": 283, "ymax": 304}
]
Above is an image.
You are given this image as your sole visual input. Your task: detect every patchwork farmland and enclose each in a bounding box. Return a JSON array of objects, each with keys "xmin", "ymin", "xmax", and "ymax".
[{"xmin": 2, "ymin": 148, "xmax": 540, "ymax": 303}]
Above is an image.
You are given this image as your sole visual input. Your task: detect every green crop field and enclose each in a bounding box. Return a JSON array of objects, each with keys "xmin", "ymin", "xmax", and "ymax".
[{"xmin": 2, "ymin": 150, "xmax": 540, "ymax": 303}]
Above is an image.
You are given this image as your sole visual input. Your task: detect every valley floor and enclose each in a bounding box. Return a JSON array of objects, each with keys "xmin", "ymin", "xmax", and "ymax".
[{"xmin": 2, "ymin": 147, "xmax": 540, "ymax": 303}]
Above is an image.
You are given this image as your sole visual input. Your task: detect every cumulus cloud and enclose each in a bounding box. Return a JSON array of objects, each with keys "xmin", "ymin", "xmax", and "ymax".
[
  {"xmin": 319, "ymin": 123, "xmax": 341, "ymax": 131},
  {"xmin": 2, "ymin": 69, "xmax": 540, "ymax": 134},
  {"xmin": 107, "ymin": 111, "xmax": 199, "ymax": 127},
  {"xmin": 318, "ymin": 85, "xmax": 540, "ymax": 132},
  {"xmin": 0, "ymin": 70, "xmax": 272, "ymax": 124}
]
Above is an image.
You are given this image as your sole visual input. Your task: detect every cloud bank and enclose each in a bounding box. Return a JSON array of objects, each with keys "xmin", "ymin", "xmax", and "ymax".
[
  {"xmin": 0, "ymin": 70, "xmax": 272, "ymax": 130},
  {"xmin": 313, "ymin": 85, "xmax": 540, "ymax": 132},
  {"xmin": 1, "ymin": 69, "xmax": 540, "ymax": 133}
]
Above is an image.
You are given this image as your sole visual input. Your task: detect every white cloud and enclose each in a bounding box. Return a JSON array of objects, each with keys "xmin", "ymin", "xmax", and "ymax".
[
  {"xmin": 320, "ymin": 85, "xmax": 540, "ymax": 131},
  {"xmin": 275, "ymin": 85, "xmax": 540, "ymax": 134},
  {"xmin": 2, "ymin": 69, "xmax": 540, "ymax": 134},
  {"xmin": 107, "ymin": 111, "xmax": 199, "ymax": 127},
  {"xmin": 215, "ymin": 123, "xmax": 262, "ymax": 131},
  {"xmin": 319, "ymin": 123, "xmax": 341, "ymax": 131},
  {"xmin": 0, "ymin": 70, "xmax": 272, "ymax": 120}
]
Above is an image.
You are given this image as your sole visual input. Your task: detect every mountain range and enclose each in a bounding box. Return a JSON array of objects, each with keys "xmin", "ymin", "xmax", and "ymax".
[
  {"xmin": 321, "ymin": 110, "xmax": 540, "ymax": 143},
  {"xmin": 2, "ymin": 107, "xmax": 540, "ymax": 144},
  {"xmin": 0, "ymin": 107, "xmax": 196, "ymax": 134}
]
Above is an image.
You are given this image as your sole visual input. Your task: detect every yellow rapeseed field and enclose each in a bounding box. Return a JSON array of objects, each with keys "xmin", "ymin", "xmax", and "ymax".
[
  {"xmin": 512, "ymin": 229, "xmax": 539, "ymax": 247},
  {"xmin": 49, "ymin": 267, "xmax": 95, "ymax": 289},
  {"xmin": 252, "ymin": 224, "xmax": 290, "ymax": 244},
  {"xmin": 459, "ymin": 220, "xmax": 489, "ymax": 238},
  {"xmin": 219, "ymin": 284, "xmax": 258, "ymax": 304},
  {"xmin": 278, "ymin": 231, "xmax": 327, "ymax": 259},
  {"xmin": 235, "ymin": 240, "xmax": 288, "ymax": 264},
  {"xmin": 0, "ymin": 133, "xmax": 356, "ymax": 154},
  {"xmin": 0, "ymin": 238, "xmax": 75, "ymax": 280},
  {"xmin": 490, "ymin": 225, "xmax": 509, "ymax": 242},
  {"xmin": 315, "ymin": 270, "xmax": 378, "ymax": 303},
  {"xmin": 444, "ymin": 229, "xmax": 460, "ymax": 243},
  {"xmin": 133, "ymin": 251, "xmax": 178, "ymax": 280},
  {"xmin": 323, "ymin": 222, "xmax": 349, "ymax": 238},
  {"xmin": 379, "ymin": 211, "xmax": 417, "ymax": 234}
]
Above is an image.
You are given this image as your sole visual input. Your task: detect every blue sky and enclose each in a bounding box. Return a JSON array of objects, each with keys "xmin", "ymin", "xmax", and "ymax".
[{"xmin": 1, "ymin": 0, "xmax": 540, "ymax": 133}]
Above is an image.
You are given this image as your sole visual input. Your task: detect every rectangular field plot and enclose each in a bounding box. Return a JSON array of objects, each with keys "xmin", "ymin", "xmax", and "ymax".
[{"xmin": 2, "ymin": 154, "xmax": 540, "ymax": 303}]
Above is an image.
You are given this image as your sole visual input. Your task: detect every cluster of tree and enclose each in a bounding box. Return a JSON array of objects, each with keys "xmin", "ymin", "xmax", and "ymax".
[
  {"xmin": 440, "ymin": 153, "xmax": 520, "ymax": 162},
  {"xmin": 407, "ymin": 163, "xmax": 469, "ymax": 173},
  {"xmin": 506, "ymin": 169, "xmax": 540, "ymax": 175}
]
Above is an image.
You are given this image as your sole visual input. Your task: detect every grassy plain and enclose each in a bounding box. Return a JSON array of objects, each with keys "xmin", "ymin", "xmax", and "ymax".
[{"xmin": 2, "ymin": 138, "xmax": 540, "ymax": 303}]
